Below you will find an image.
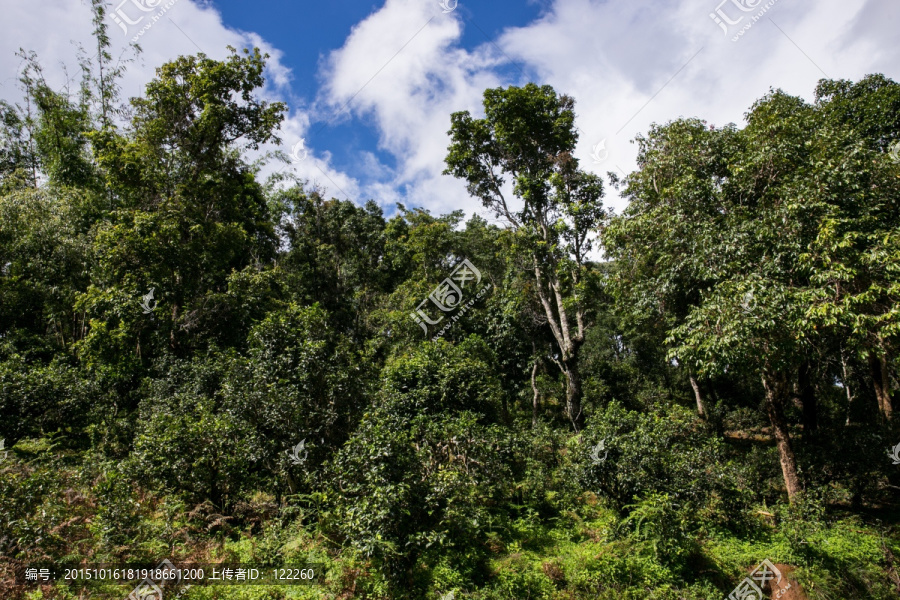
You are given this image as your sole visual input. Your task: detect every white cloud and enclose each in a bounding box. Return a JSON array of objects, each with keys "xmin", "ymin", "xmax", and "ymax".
[
  {"xmin": 2, "ymin": 0, "xmax": 898, "ymax": 219},
  {"xmin": 317, "ymin": 0, "xmax": 507, "ymax": 216},
  {"xmin": 317, "ymin": 0, "xmax": 900, "ymax": 214},
  {"xmin": 0, "ymin": 2, "xmax": 310, "ymax": 171},
  {"xmin": 512, "ymin": 0, "xmax": 899, "ymax": 211}
]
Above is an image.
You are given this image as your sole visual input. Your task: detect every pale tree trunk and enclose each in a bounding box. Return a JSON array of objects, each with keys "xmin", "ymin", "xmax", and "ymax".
[
  {"xmin": 531, "ymin": 354, "xmax": 541, "ymax": 427},
  {"xmin": 868, "ymin": 351, "xmax": 893, "ymax": 421},
  {"xmin": 761, "ymin": 373, "xmax": 803, "ymax": 503},
  {"xmin": 689, "ymin": 373, "xmax": 706, "ymax": 419},
  {"xmin": 533, "ymin": 261, "xmax": 585, "ymax": 431},
  {"xmin": 563, "ymin": 359, "xmax": 583, "ymax": 431},
  {"xmin": 841, "ymin": 351, "xmax": 854, "ymax": 426}
]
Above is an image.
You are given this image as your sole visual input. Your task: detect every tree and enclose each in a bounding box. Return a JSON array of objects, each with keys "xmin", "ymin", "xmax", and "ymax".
[
  {"xmin": 129, "ymin": 355, "xmax": 255, "ymax": 509},
  {"xmin": 325, "ymin": 337, "xmax": 508, "ymax": 596},
  {"xmin": 800, "ymin": 75, "xmax": 900, "ymax": 422},
  {"xmin": 603, "ymin": 119, "xmax": 741, "ymax": 420},
  {"xmin": 78, "ymin": 47, "xmax": 285, "ymax": 368},
  {"xmin": 606, "ymin": 91, "xmax": 822, "ymax": 503},
  {"xmin": 444, "ymin": 83, "xmax": 605, "ymax": 430},
  {"xmin": 223, "ymin": 303, "xmax": 367, "ymax": 495},
  {"xmin": 273, "ymin": 188, "xmax": 393, "ymax": 337},
  {"xmin": 0, "ymin": 100, "xmax": 38, "ymax": 192}
]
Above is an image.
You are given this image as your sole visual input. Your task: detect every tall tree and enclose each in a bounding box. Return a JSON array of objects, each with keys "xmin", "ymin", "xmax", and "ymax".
[
  {"xmin": 800, "ymin": 75, "xmax": 900, "ymax": 422},
  {"xmin": 444, "ymin": 83, "xmax": 605, "ymax": 430},
  {"xmin": 606, "ymin": 91, "xmax": 822, "ymax": 503},
  {"xmin": 81, "ymin": 48, "xmax": 285, "ymax": 363},
  {"xmin": 603, "ymin": 120, "xmax": 739, "ymax": 419}
]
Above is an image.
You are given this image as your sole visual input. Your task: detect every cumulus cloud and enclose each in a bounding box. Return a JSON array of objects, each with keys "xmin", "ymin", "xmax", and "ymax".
[
  {"xmin": 316, "ymin": 0, "xmax": 508, "ymax": 215},
  {"xmin": 1, "ymin": 1, "xmax": 268, "ymax": 105},
  {"xmin": 317, "ymin": 0, "xmax": 900, "ymax": 213},
  {"xmin": 2, "ymin": 0, "xmax": 898, "ymax": 218}
]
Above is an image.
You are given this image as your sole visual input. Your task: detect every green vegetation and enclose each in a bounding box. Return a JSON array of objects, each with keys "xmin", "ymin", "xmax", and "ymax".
[{"xmin": 1, "ymin": 5, "xmax": 899, "ymax": 599}]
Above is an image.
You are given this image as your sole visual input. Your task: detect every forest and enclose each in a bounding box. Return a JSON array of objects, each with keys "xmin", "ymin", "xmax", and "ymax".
[{"xmin": 1, "ymin": 2, "xmax": 899, "ymax": 599}]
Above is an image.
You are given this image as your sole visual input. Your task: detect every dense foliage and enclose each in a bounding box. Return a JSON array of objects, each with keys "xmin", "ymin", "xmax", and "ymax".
[{"xmin": 0, "ymin": 6, "xmax": 899, "ymax": 599}]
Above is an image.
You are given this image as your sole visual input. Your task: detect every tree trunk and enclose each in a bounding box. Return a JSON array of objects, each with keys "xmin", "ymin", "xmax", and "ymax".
[
  {"xmin": 868, "ymin": 351, "xmax": 893, "ymax": 421},
  {"xmin": 841, "ymin": 352, "xmax": 854, "ymax": 426},
  {"xmin": 563, "ymin": 359, "xmax": 583, "ymax": 432},
  {"xmin": 285, "ymin": 470, "xmax": 299, "ymax": 495},
  {"xmin": 531, "ymin": 356, "xmax": 541, "ymax": 427},
  {"xmin": 209, "ymin": 463, "xmax": 222, "ymax": 510},
  {"xmin": 689, "ymin": 373, "xmax": 706, "ymax": 419},
  {"xmin": 761, "ymin": 373, "xmax": 803, "ymax": 503},
  {"xmin": 531, "ymin": 263, "xmax": 585, "ymax": 432}
]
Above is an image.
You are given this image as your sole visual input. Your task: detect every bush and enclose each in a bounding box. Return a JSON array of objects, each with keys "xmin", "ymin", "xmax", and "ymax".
[
  {"xmin": 482, "ymin": 562, "xmax": 555, "ymax": 600},
  {"xmin": 221, "ymin": 303, "xmax": 369, "ymax": 495},
  {"xmin": 128, "ymin": 357, "xmax": 256, "ymax": 509},
  {"xmin": 90, "ymin": 466, "xmax": 142, "ymax": 550},
  {"xmin": 581, "ymin": 401, "xmax": 751, "ymax": 573},
  {"xmin": 323, "ymin": 337, "xmax": 511, "ymax": 597},
  {"xmin": 0, "ymin": 354, "xmax": 95, "ymax": 445},
  {"xmin": 582, "ymin": 401, "xmax": 743, "ymax": 513}
]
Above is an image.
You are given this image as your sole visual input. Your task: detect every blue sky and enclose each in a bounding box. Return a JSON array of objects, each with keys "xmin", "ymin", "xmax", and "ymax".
[
  {"xmin": 203, "ymin": 0, "xmax": 550, "ymax": 211},
  {"xmin": 1, "ymin": 0, "xmax": 898, "ymax": 217},
  {"xmin": 209, "ymin": 1, "xmax": 548, "ymax": 87}
]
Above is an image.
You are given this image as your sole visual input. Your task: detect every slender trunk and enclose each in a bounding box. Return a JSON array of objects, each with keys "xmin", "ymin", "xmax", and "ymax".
[
  {"xmin": 170, "ymin": 301, "xmax": 179, "ymax": 351},
  {"xmin": 841, "ymin": 352, "xmax": 854, "ymax": 426},
  {"xmin": 709, "ymin": 384, "xmax": 720, "ymax": 406},
  {"xmin": 689, "ymin": 373, "xmax": 706, "ymax": 419},
  {"xmin": 532, "ymin": 263, "xmax": 585, "ymax": 432},
  {"xmin": 868, "ymin": 351, "xmax": 893, "ymax": 421},
  {"xmin": 564, "ymin": 359, "xmax": 583, "ymax": 432},
  {"xmin": 531, "ymin": 355, "xmax": 540, "ymax": 427},
  {"xmin": 798, "ymin": 362, "xmax": 818, "ymax": 434},
  {"xmin": 209, "ymin": 463, "xmax": 222, "ymax": 510},
  {"xmin": 761, "ymin": 373, "xmax": 803, "ymax": 503}
]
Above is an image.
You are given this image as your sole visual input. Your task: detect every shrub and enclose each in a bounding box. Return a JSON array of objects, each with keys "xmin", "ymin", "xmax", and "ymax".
[
  {"xmin": 324, "ymin": 337, "xmax": 511, "ymax": 597},
  {"xmin": 128, "ymin": 357, "xmax": 255, "ymax": 509}
]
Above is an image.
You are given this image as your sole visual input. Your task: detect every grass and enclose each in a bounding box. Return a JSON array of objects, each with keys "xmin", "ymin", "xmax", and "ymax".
[{"xmin": 2, "ymin": 445, "xmax": 899, "ymax": 599}]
